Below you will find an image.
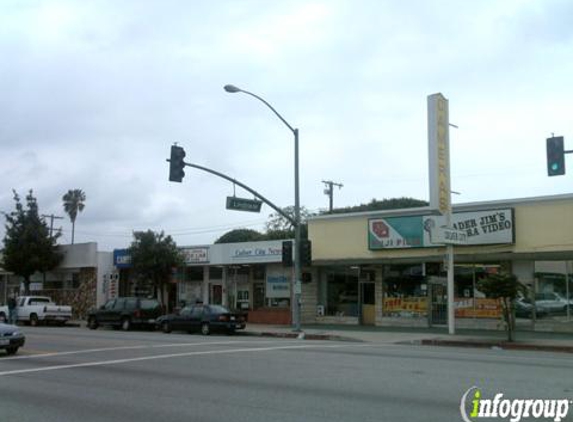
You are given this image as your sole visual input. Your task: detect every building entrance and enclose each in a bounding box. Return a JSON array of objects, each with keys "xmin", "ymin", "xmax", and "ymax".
[{"xmin": 428, "ymin": 277, "xmax": 447, "ymax": 326}]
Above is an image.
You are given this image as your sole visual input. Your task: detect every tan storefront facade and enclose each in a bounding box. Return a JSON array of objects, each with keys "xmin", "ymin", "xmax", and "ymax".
[{"xmin": 306, "ymin": 194, "xmax": 573, "ymax": 330}]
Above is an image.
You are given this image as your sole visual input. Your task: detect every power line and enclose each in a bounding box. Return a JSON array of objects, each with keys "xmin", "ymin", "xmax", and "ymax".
[
  {"xmin": 322, "ymin": 180, "xmax": 343, "ymax": 213},
  {"xmin": 41, "ymin": 214, "xmax": 64, "ymax": 239}
]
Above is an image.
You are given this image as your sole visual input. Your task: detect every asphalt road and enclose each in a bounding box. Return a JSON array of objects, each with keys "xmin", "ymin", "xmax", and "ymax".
[{"xmin": 1, "ymin": 326, "xmax": 572, "ymax": 422}]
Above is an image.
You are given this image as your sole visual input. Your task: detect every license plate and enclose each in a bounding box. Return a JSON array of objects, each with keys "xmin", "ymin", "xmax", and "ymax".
[
  {"xmin": 230, "ymin": 316, "xmax": 236, "ymax": 321},
  {"xmin": 148, "ymin": 319, "xmax": 156, "ymax": 324},
  {"xmin": 0, "ymin": 339, "xmax": 9, "ymax": 346}
]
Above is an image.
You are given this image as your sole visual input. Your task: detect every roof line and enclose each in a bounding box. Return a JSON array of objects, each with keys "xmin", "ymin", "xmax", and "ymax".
[{"xmin": 309, "ymin": 193, "xmax": 573, "ymax": 221}]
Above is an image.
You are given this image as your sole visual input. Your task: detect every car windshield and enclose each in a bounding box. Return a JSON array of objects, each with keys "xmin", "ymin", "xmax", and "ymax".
[
  {"xmin": 140, "ymin": 299, "xmax": 159, "ymax": 309},
  {"xmin": 208, "ymin": 305, "xmax": 229, "ymax": 314}
]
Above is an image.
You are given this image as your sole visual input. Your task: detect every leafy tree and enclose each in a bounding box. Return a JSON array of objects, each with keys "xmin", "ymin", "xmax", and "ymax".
[
  {"xmin": 264, "ymin": 206, "xmax": 312, "ymax": 240},
  {"xmin": 2, "ymin": 190, "xmax": 63, "ymax": 294},
  {"xmin": 329, "ymin": 197, "xmax": 428, "ymax": 214},
  {"xmin": 128, "ymin": 230, "xmax": 184, "ymax": 306},
  {"xmin": 478, "ymin": 272, "xmax": 526, "ymax": 342},
  {"xmin": 62, "ymin": 189, "xmax": 86, "ymax": 244},
  {"xmin": 215, "ymin": 229, "xmax": 264, "ymax": 244}
]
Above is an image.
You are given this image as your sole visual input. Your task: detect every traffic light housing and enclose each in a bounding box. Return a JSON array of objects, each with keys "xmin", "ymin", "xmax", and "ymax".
[
  {"xmin": 282, "ymin": 241, "xmax": 293, "ymax": 267},
  {"xmin": 547, "ymin": 136, "xmax": 565, "ymax": 176},
  {"xmin": 169, "ymin": 145, "xmax": 186, "ymax": 182},
  {"xmin": 300, "ymin": 239, "xmax": 312, "ymax": 267}
]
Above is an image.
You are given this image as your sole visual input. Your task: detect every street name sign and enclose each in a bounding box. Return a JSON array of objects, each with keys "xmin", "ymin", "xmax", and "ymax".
[
  {"xmin": 226, "ymin": 196, "xmax": 263, "ymax": 213},
  {"xmin": 432, "ymin": 226, "xmax": 468, "ymax": 245}
]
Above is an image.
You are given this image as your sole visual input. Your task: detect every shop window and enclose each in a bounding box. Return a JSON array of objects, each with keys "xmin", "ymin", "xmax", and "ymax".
[
  {"xmin": 534, "ymin": 261, "xmax": 572, "ymax": 299},
  {"xmin": 383, "ymin": 264, "xmax": 427, "ymax": 318},
  {"xmin": 253, "ymin": 265, "xmax": 265, "ymax": 281},
  {"xmin": 326, "ymin": 269, "xmax": 359, "ymax": 317},
  {"xmin": 72, "ymin": 272, "xmax": 80, "ymax": 288},
  {"xmin": 228, "ymin": 266, "xmax": 250, "ymax": 284},
  {"xmin": 44, "ymin": 280, "xmax": 64, "ymax": 290},
  {"xmin": 186, "ymin": 267, "xmax": 204, "ymax": 282},
  {"xmin": 209, "ymin": 267, "xmax": 223, "ymax": 280}
]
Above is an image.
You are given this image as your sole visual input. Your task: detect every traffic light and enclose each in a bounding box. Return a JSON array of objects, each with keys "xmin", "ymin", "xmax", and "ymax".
[
  {"xmin": 169, "ymin": 145, "xmax": 186, "ymax": 182},
  {"xmin": 300, "ymin": 239, "xmax": 312, "ymax": 267},
  {"xmin": 282, "ymin": 241, "xmax": 293, "ymax": 267},
  {"xmin": 546, "ymin": 136, "xmax": 565, "ymax": 176}
]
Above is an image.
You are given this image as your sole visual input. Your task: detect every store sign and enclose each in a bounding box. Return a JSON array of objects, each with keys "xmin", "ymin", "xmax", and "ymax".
[
  {"xmin": 431, "ymin": 226, "xmax": 468, "ymax": 245},
  {"xmin": 455, "ymin": 298, "xmax": 502, "ymax": 318},
  {"xmin": 368, "ymin": 209, "xmax": 514, "ymax": 250},
  {"xmin": 182, "ymin": 247, "xmax": 209, "ymax": 264},
  {"xmin": 428, "ymin": 93, "xmax": 451, "ymax": 215},
  {"xmin": 231, "ymin": 245, "xmax": 283, "ymax": 263},
  {"xmin": 266, "ymin": 274, "xmax": 291, "ymax": 298},
  {"xmin": 113, "ymin": 249, "xmax": 132, "ymax": 268}
]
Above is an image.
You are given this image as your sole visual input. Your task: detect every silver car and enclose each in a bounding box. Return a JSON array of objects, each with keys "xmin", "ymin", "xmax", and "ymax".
[
  {"xmin": 534, "ymin": 292, "xmax": 573, "ymax": 314},
  {"xmin": 0, "ymin": 323, "xmax": 25, "ymax": 355}
]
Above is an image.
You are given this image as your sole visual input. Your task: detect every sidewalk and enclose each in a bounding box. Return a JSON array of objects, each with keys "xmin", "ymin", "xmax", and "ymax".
[{"xmin": 241, "ymin": 323, "xmax": 573, "ymax": 353}]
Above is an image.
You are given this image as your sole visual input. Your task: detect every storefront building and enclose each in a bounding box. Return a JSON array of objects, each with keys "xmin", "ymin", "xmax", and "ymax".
[
  {"xmin": 112, "ymin": 240, "xmax": 317, "ymax": 325},
  {"xmin": 1, "ymin": 242, "xmax": 113, "ymax": 318},
  {"xmin": 307, "ymin": 194, "xmax": 573, "ymax": 331}
]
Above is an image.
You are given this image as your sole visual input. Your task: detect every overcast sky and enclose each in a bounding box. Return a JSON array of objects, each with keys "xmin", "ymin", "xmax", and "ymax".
[{"xmin": 1, "ymin": 0, "xmax": 572, "ymax": 252}]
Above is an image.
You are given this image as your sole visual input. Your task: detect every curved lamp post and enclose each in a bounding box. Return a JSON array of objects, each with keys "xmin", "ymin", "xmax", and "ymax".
[{"xmin": 224, "ymin": 84, "xmax": 302, "ymax": 331}]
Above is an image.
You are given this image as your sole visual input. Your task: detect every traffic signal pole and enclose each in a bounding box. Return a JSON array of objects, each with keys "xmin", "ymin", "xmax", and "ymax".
[{"xmin": 166, "ymin": 156, "xmax": 296, "ymax": 227}]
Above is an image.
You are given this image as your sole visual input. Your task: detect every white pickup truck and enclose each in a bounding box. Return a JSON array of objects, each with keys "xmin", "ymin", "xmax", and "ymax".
[{"xmin": 17, "ymin": 296, "xmax": 73, "ymax": 326}]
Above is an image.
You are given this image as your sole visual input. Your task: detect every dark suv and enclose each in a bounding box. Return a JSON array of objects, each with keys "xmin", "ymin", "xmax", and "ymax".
[{"xmin": 87, "ymin": 297, "xmax": 163, "ymax": 331}]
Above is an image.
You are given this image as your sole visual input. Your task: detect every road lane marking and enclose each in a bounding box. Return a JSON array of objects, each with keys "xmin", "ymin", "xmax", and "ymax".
[
  {"xmin": 0, "ymin": 343, "xmax": 366, "ymax": 376},
  {"xmin": 0, "ymin": 339, "xmax": 303, "ymax": 361}
]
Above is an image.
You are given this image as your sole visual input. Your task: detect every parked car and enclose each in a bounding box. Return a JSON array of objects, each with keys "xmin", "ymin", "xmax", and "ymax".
[
  {"xmin": 87, "ymin": 297, "xmax": 163, "ymax": 331},
  {"xmin": 534, "ymin": 292, "xmax": 573, "ymax": 315},
  {"xmin": 514, "ymin": 297, "xmax": 548, "ymax": 319},
  {"xmin": 0, "ymin": 322, "xmax": 25, "ymax": 355},
  {"xmin": 17, "ymin": 296, "xmax": 73, "ymax": 326},
  {"xmin": 157, "ymin": 304, "xmax": 246, "ymax": 335}
]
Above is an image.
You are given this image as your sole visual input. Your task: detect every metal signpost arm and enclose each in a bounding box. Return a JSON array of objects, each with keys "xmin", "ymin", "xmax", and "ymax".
[{"xmin": 181, "ymin": 161, "xmax": 296, "ymax": 226}]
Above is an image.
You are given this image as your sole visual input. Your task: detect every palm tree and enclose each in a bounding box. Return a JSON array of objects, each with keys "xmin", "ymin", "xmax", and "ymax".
[{"xmin": 62, "ymin": 189, "xmax": 86, "ymax": 244}]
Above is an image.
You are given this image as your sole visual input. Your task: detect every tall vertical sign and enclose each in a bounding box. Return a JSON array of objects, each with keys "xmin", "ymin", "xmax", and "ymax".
[
  {"xmin": 428, "ymin": 93, "xmax": 451, "ymax": 215},
  {"xmin": 428, "ymin": 93, "xmax": 455, "ymax": 335}
]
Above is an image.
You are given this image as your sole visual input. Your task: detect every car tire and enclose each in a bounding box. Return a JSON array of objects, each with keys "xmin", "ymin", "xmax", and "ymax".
[
  {"xmin": 29, "ymin": 314, "xmax": 39, "ymax": 327},
  {"xmin": 161, "ymin": 321, "xmax": 172, "ymax": 334},
  {"xmin": 121, "ymin": 317, "xmax": 131, "ymax": 331},
  {"xmin": 88, "ymin": 317, "xmax": 99, "ymax": 330},
  {"xmin": 0, "ymin": 313, "xmax": 6, "ymax": 323},
  {"xmin": 6, "ymin": 346, "xmax": 18, "ymax": 355},
  {"xmin": 201, "ymin": 322, "xmax": 210, "ymax": 336}
]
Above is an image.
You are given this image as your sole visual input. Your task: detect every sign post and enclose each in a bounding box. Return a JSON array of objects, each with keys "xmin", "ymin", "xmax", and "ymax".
[{"xmin": 428, "ymin": 93, "xmax": 456, "ymax": 335}]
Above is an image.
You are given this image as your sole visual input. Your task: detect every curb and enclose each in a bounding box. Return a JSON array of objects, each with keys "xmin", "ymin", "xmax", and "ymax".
[
  {"xmin": 242, "ymin": 331, "xmax": 362, "ymax": 342},
  {"xmin": 418, "ymin": 339, "xmax": 573, "ymax": 354}
]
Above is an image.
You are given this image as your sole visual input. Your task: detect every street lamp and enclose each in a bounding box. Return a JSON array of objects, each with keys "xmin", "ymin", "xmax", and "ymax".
[
  {"xmin": 224, "ymin": 85, "xmax": 302, "ymax": 331},
  {"xmin": 224, "ymin": 84, "xmax": 302, "ymax": 332}
]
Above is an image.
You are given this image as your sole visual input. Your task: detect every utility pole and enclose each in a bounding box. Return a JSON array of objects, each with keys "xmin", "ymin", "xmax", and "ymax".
[
  {"xmin": 322, "ymin": 180, "xmax": 343, "ymax": 213},
  {"xmin": 41, "ymin": 214, "xmax": 64, "ymax": 239}
]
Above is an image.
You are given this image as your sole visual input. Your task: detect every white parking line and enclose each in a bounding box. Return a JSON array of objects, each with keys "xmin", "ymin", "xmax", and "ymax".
[
  {"xmin": 0, "ymin": 343, "xmax": 365, "ymax": 376},
  {"xmin": 1, "ymin": 339, "xmax": 285, "ymax": 361}
]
